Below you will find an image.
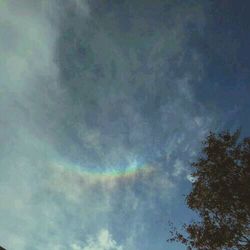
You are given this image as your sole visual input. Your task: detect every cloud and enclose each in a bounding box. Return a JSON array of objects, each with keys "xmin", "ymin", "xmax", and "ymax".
[
  {"xmin": 0, "ymin": 1, "xmax": 215, "ymax": 250},
  {"xmin": 71, "ymin": 229, "xmax": 123, "ymax": 250},
  {"xmin": 0, "ymin": 0, "xmax": 67, "ymax": 248}
]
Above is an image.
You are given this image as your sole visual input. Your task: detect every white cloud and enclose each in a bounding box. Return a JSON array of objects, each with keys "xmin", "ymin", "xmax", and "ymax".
[
  {"xmin": 0, "ymin": 1, "xmax": 214, "ymax": 249},
  {"xmin": 172, "ymin": 159, "xmax": 185, "ymax": 177},
  {"xmin": 186, "ymin": 174, "xmax": 198, "ymax": 183},
  {"xmin": 72, "ymin": 229, "xmax": 123, "ymax": 250}
]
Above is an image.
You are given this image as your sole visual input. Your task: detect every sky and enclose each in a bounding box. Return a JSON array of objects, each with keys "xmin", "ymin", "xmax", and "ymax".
[{"xmin": 0, "ymin": 0, "xmax": 250, "ymax": 249}]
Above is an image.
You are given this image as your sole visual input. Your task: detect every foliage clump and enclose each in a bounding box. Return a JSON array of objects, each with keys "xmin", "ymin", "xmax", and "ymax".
[{"xmin": 168, "ymin": 130, "xmax": 250, "ymax": 250}]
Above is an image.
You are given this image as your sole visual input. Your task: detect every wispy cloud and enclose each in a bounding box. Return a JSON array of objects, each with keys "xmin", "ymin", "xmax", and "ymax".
[
  {"xmin": 71, "ymin": 229, "xmax": 123, "ymax": 250},
  {"xmin": 0, "ymin": 1, "xmax": 215, "ymax": 249}
]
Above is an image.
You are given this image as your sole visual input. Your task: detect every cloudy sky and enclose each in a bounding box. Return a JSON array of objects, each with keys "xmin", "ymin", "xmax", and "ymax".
[{"xmin": 1, "ymin": 1, "xmax": 250, "ymax": 249}]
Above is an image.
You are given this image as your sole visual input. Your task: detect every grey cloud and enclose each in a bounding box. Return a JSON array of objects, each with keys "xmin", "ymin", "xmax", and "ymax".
[{"xmin": 0, "ymin": 1, "xmax": 215, "ymax": 250}]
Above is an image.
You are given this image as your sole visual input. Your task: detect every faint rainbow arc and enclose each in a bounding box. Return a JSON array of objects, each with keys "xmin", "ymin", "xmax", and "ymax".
[{"xmin": 52, "ymin": 159, "xmax": 154, "ymax": 180}]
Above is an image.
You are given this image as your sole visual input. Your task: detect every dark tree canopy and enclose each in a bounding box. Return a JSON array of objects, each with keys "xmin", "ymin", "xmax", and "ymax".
[{"xmin": 168, "ymin": 130, "xmax": 250, "ymax": 250}]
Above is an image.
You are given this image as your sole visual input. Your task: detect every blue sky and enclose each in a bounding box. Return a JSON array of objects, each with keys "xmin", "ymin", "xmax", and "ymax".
[{"xmin": 0, "ymin": 1, "xmax": 250, "ymax": 249}]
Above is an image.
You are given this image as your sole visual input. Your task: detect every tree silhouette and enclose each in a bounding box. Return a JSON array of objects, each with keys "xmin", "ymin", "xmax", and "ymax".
[{"xmin": 168, "ymin": 130, "xmax": 250, "ymax": 249}]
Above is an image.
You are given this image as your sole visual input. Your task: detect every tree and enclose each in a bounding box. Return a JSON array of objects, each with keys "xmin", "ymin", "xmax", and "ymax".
[{"xmin": 168, "ymin": 130, "xmax": 250, "ymax": 249}]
